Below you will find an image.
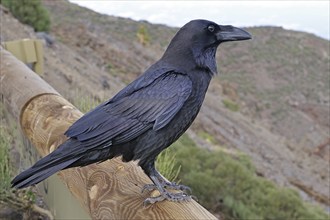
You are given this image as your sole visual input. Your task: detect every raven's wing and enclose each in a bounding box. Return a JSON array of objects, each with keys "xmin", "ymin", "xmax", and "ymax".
[{"xmin": 65, "ymin": 71, "xmax": 192, "ymax": 146}]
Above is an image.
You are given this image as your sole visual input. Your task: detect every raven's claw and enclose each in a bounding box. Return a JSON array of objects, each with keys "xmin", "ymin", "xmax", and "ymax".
[
  {"xmin": 142, "ymin": 182, "xmax": 191, "ymax": 194},
  {"xmin": 143, "ymin": 195, "xmax": 165, "ymax": 206},
  {"xmin": 143, "ymin": 191, "xmax": 191, "ymax": 206}
]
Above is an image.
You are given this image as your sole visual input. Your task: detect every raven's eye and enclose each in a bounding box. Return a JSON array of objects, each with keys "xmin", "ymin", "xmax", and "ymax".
[{"xmin": 207, "ymin": 25, "xmax": 215, "ymax": 32}]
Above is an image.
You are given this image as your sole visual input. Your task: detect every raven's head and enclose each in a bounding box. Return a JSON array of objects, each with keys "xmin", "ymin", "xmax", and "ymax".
[{"xmin": 163, "ymin": 19, "xmax": 251, "ymax": 75}]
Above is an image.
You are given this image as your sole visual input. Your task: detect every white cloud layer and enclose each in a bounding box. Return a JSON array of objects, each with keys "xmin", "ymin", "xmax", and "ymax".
[{"xmin": 70, "ymin": 1, "xmax": 329, "ymax": 40}]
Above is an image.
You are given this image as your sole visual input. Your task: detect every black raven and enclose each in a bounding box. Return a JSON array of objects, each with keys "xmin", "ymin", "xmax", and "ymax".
[{"xmin": 11, "ymin": 19, "xmax": 251, "ymax": 204}]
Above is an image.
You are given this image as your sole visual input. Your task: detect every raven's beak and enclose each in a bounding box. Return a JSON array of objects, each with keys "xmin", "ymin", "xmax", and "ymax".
[{"xmin": 217, "ymin": 25, "xmax": 252, "ymax": 42}]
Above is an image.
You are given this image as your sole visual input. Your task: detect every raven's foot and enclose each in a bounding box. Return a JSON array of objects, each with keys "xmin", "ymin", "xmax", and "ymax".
[
  {"xmin": 142, "ymin": 180, "xmax": 192, "ymax": 205},
  {"xmin": 142, "ymin": 182, "xmax": 191, "ymax": 194},
  {"xmin": 143, "ymin": 191, "xmax": 191, "ymax": 206},
  {"xmin": 141, "ymin": 162, "xmax": 193, "ymax": 205}
]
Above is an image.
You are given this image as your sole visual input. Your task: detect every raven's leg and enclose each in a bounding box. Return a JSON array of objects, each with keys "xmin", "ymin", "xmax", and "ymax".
[
  {"xmin": 142, "ymin": 172, "xmax": 191, "ymax": 194},
  {"xmin": 141, "ymin": 161, "xmax": 191, "ymax": 205}
]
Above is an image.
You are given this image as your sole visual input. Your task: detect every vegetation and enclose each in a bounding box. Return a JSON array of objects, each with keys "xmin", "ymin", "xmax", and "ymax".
[
  {"xmin": 156, "ymin": 148, "xmax": 181, "ymax": 183},
  {"xmin": 170, "ymin": 134, "xmax": 329, "ymax": 219},
  {"xmin": 0, "ymin": 108, "xmax": 24, "ymax": 201},
  {"xmin": 136, "ymin": 24, "xmax": 151, "ymax": 46},
  {"xmin": 0, "ymin": 105, "xmax": 53, "ymax": 219},
  {"xmin": 0, "ymin": 103, "xmax": 13, "ymax": 197},
  {"xmin": 222, "ymin": 98, "xmax": 240, "ymax": 112},
  {"xmin": 198, "ymin": 131, "xmax": 218, "ymax": 145},
  {"xmin": 1, "ymin": 0, "xmax": 50, "ymax": 32},
  {"xmin": 71, "ymin": 90, "xmax": 100, "ymax": 114},
  {"xmin": 0, "ymin": 126, "xmax": 11, "ymax": 196}
]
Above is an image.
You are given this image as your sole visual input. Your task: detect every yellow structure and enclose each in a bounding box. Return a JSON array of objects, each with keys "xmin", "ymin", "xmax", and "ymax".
[{"xmin": 3, "ymin": 39, "xmax": 44, "ymax": 75}]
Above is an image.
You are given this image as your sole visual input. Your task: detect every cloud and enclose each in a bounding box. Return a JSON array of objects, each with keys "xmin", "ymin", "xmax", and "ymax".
[{"xmin": 69, "ymin": 0, "xmax": 329, "ymax": 39}]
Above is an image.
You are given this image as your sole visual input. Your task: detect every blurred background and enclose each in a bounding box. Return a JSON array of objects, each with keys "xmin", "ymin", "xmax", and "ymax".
[{"xmin": 1, "ymin": 0, "xmax": 329, "ymax": 219}]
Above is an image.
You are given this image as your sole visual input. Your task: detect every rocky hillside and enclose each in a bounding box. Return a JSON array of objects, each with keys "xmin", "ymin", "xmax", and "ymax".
[{"xmin": 1, "ymin": 0, "xmax": 329, "ymax": 210}]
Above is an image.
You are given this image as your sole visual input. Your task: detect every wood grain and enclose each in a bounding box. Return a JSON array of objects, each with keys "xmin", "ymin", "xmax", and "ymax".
[{"xmin": 1, "ymin": 46, "xmax": 218, "ymax": 219}]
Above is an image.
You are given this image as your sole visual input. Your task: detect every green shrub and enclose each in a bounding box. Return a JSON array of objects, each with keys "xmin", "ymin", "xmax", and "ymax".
[
  {"xmin": 1, "ymin": 0, "xmax": 51, "ymax": 32},
  {"xmin": 170, "ymin": 134, "xmax": 329, "ymax": 219},
  {"xmin": 136, "ymin": 24, "xmax": 151, "ymax": 46}
]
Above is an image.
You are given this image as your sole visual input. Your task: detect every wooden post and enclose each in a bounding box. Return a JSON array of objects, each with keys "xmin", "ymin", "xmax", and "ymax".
[{"xmin": 0, "ymin": 47, "xmax": 217, "ymax": 219}]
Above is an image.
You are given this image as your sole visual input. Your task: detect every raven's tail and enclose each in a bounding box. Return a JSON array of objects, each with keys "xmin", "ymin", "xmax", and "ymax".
[{"xmin": 11, "ymin": 139, "xmax": 81, "ymax": 189}]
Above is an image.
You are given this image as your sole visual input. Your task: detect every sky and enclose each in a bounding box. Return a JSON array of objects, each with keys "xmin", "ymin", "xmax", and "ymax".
[{"xmin": 69, "ymin": 1, "xmax": 329, "ymax": 40}]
